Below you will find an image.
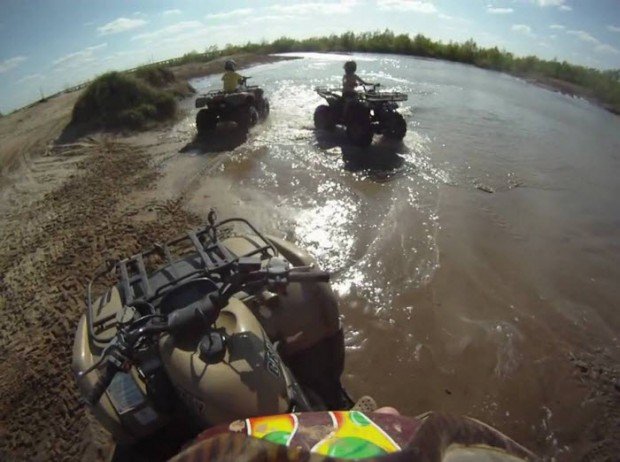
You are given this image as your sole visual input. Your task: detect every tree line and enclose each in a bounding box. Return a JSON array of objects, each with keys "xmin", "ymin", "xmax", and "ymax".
[{"xmin": 167, "ymin": 30, "xmax": 620, "ymax": 113}]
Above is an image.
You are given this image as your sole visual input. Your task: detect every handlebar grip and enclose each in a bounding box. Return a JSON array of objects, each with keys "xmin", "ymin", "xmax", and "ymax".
[
  {"xmin": 288, "ymin": 271, "xmax": 330, "ymax": 283},
  {"xmin": 167, "ymin": 295, "xmax": 217, "ymax": 336},
  {"xmin": 85, "ymin": 362, "xmax": 117, "ymax": 406}
]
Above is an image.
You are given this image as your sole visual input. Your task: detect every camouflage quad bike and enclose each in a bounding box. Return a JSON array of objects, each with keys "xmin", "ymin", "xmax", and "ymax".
[
  {"xmin": 314, "ymin": 84, "xmax": 408, "ymax": 147},
  {"xmin": 72, "ymin": 211, "xmax": 351, "ymax": 446},
  {"xmin": 194, "ymin": 77, "xmax": 270, "ymax": 135}
]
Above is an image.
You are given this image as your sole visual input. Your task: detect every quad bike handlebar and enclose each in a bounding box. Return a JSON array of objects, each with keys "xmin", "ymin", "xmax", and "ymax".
[
  {"xmin": 166, "ymin": 261, "xmax": 328, "ymax": 335},
  {"xmin": 81, "ymin": 258, "xmax": 330, "ymax": 406},
  {"xmin": 362, "ymin": 83, "xmax": 381, "ymax": 92}
]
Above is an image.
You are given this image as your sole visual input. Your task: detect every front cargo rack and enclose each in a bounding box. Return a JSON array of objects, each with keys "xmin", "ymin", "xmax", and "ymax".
[{"xmin": 86, "ymin": 215, "xmax": 277, "ymax": 343}]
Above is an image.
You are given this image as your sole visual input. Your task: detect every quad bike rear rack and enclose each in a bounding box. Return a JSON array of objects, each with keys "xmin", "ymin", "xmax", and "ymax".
[
  {"xmin": 86, "ymin": 216, "xmax": 277, "ymax": 343},
  {"xmin": 315, "ymin": 86, "xmax": 408, "ymax": 103},
  {"xmin": 196, "ymin": 87, "xmax": 261, "ymax": 107},
  {"xmin": 315, "ymin": 87, "xmax": 343, "ymax": 99},
  {"xmin": 363, "ymin": 91, "xmax": 408, "ymax": 103}
]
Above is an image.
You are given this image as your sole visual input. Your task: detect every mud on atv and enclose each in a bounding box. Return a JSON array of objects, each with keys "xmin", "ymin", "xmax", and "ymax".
[
  {"xmin": 195, "ymin": 77, "xmax": 270, "ymax": 135},
  {"xmin": 314, "ymin": 84, "xmax": 408, "ymax": 147}
]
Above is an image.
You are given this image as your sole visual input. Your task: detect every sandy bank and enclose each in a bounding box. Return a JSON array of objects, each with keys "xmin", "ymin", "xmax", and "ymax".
[
  {"xmin": 0, "ymin": 53, "xmax": 288, "ymax": 461},
  {"xmin": 527, "ymin": 75, "xmax": 620, "ymax": 115}
]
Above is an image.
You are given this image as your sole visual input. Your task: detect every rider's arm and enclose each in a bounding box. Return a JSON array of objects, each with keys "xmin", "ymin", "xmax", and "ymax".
[{"xmin": 356, "ymin": 74, "xmax": 368, "ymax": 86}]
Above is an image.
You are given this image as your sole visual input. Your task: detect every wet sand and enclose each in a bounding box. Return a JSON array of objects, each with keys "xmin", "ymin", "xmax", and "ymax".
[{"xmin": 0, "ymin": 54, "xmax": 289, "ymax": 461}]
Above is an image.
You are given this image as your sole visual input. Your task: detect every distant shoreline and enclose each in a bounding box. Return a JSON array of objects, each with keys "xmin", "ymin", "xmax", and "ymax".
[
  {"xmin": 274, "ymin": 50, "xmax": 620, "ymax": 116},
  {"xmin": 523, "ymin": 75, "xmax": 620, "ymax": 115}
]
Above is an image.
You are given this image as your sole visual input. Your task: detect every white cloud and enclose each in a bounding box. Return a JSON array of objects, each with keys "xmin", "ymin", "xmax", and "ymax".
[
  {"xmin": 375, "ymin": 0, "xmax": 437, "ymax": 13},
  {"xmin": 533, "ymin": 0, "xmax": 571, "ymax": 10},
  {"xmin": 549, "ymin": 24, "xmax": 565, "ymax": 30},
  {"xmin": 511, "ymin": 24, "xmax": 533, "ymax": 36},
  {"xmin": 567, "ymin": 29, "xmax": 598, "ymax": 44},
  {"xmin": 17, "ymin": 73, "xmax": 43, "ymax": 84},
  {"xmin": 97, "ymin": 17, "xmax": 148, "ymax": 35},
  {"xmin": 487, "ymin": 7, "xmax": 514, "ymax": 14},
  {"xmin": 52, "ymin": 43, "xmax": 107, "ymax": 68},
  {"xmin": 162, "ymin": 9, "xmax": 182, "ymax": 16},
  {"xmin": 132, "ymin": 21, "xmax": 204, "ymax": 42},
  {"xmin": 534, "ymin": 0, "xmax": 564, "ymax": 6},
  {"xmin": 437, "ymin": 12, "xmax": 470, "ymax": 23},
  {"xmin": 594, "ymin": 43, "xmax": 619, "ymax": 55},
  {"xmin": 564, "ymin": 29, "xmax": 618, "ymax": 55},
  {"xmin": 608, "ymin": 25, "xmax": 620, "ymax": 33},
  {"xmin": 129, "ymin": 21, "xmax": 235, "ymax": 53},
  {"xmin": 269, "ymin": 1, "xmax": 358, "ymax": 15},
  {"xmin": 206, "ymin": 8, "xmax": 253, "ymax": 20},
  {"xmin": 241, "ymin": 14, "xmax": 295, "ymax": 25},
  {"xmin": 0, "ymin": 56, "xmax": 27, "ymax": 74}
]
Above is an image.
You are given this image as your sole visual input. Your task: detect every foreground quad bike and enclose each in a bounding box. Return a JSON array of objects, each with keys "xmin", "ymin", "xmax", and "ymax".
[
  {"xmin": 194, "ymin": 77, "xmax": 270, "ymax": 135},
  {"xmin": 314, "ymin": 84, "xmax": 408, "ymax": 147},
  {"xmin": 72, "ymin": 211, "xmax": 351, "ymax": 445}
]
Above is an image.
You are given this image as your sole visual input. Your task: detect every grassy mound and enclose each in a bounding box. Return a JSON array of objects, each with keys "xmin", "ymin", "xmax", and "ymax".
[
  {"xmin": 134, "ymin": 65, "xmax": 176, "ymax": 88},
  {"xmin": 134, "ymin": 65, "xmax": 196, "ymax": 97},
  {"xmin": 71, "ymin": 71, "xmax": 176, "ymax": 130}
]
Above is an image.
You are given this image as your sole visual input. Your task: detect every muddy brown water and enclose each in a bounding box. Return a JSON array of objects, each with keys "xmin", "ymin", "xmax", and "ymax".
[{"xmin": 158, "ymin": 53, "xmax": 619, "ymax": 459}]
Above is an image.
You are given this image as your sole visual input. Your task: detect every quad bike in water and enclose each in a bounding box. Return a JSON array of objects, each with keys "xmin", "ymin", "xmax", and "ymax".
[
  {"xmin": 194, "ymin": 77, "xmax": 270, "ymax": 135},
  {"xmin": 72, "ymin": 211, "xmax": 351, "ymax": 448},
  {"xmin": 314, "ymin": 84, "xmax": 408, "ymax": 147}
]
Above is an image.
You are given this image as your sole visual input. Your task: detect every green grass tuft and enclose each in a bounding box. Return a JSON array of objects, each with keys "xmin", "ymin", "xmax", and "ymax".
[
  {"xmin": 133, "ymin": 65, "xmax": 176, "ymax": 88},
  {"xmin": 71, "ymin": 71, "xmax": 176, "ymax": 130}
]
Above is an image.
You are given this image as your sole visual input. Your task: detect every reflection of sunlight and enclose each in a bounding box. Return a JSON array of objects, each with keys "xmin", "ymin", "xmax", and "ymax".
[
  {"xmin": 185, "ymin": 53, "xmax": 447, "ymax": 325},
  {"xmin": 365, "ymin": 70, "xmax": 412, "ymax": 85},
  {"xmin": 293, "ymin": 198, "xmax": 358, "ymax": 272},
  {"xmin": 344, "ymin": 327, "xmax": 368, "ymax": 352},
  {"xmin": 273, "ymin": 52, "xmax": 377, "ymax": 62}
]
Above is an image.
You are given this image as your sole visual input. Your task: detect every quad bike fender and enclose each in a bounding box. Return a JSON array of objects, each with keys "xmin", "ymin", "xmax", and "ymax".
[
  {"xmin": 220, "ymin": 93, "xmax": 253, "ymax": 107},
  {"xmin": 195, "ymin": 97, "xmax": 208, "ymax": 109},
  {"xmin": 223, "ymin": 235, "xmax": 341, "ymax": 357},
  {"xmin": 159, "ymin": 297, "xmax": 290, "ymax": 427}
]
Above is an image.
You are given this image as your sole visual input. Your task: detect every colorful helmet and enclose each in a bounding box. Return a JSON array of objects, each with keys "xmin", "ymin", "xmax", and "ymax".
[
  {"xmin": 344, "ymin": 60, "xmax": 357, "ymax": 74},
  {"xmin": 224, "ymin": 60, "xmax": 236, "ymax": 71}
]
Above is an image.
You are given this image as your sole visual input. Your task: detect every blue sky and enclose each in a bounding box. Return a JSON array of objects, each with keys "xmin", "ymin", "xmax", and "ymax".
[{"xmin": 1, "ymin": 0, "xmax": 619, "ymax": 113}]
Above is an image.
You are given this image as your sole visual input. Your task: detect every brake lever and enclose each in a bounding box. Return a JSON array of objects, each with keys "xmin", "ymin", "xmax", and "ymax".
[
  {"xmin": 76, "ymin": 340, "xmax": 118, "ymax": 380},
  {"xmin": 78, "ymin": 332, "xmax": 133, "ymax": 381}
]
